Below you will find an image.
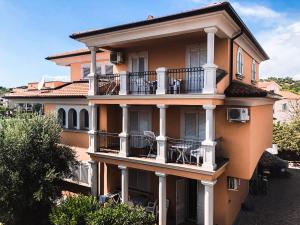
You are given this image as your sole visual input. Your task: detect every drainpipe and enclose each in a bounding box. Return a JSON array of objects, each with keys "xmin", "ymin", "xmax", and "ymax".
[{"xmin": 229, "ymin": 30, "xmax": 243, "ymax": 83}]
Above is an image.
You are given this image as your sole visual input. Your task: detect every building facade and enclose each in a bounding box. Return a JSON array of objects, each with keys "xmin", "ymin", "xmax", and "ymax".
[{"xmin": 5, "ymin": 2, "xmax": 278, "ymax": 225}]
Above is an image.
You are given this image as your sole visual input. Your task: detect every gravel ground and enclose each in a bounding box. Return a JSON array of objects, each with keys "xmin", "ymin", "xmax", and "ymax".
[{"xmin": 234, "ymin": 168, "xmax": 300, "ymax": 225}]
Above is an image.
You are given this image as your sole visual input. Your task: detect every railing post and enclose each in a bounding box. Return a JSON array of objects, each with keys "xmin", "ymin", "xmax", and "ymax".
[
  {"xmin": 119, "ymin": 71, "xmax": 129, "ymax": 95},
  {"xmin": 156, "ymin": 67, "xmax": 168, "ymax": 95},
  {"xmin": 202, "ymin": 105, "xmax": 216, "ymax": 171},
  {"xmin": 203, "ymin": 27, "xmax": 218, "ymax": 94},
  {"xmin": 88, "ymin": 46, "xmax": 99, "ymax": 96},
  {"xmin": 119, "ymin": 104, "xmax": 129, "ymax": 157}
]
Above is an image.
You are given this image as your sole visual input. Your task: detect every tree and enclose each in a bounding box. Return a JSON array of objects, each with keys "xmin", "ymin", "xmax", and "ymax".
[{"xmin": 0, "ymin": 113, "xmax": 77, "ymax": 225}]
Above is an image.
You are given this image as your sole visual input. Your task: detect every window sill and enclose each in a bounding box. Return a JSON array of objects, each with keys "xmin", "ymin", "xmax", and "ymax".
[
  {"xmin": 236, "ymin": 73, "xmax": 244, "ymax": 80},
  {"xmin": 251, "ymin": 80, "xmax": 257, "ymax": 85}
]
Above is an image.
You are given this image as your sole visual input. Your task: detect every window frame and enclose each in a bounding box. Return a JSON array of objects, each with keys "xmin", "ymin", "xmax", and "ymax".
[
  {"xmin": 81, "ymin": 63, "xmax": 114, "ymax": 79},
  {"xmin": 236, "ymin": 47, "xmax": 244, "ymax": 79},
  {"xmin": 251, "ymin": 59, "xmax": 257, "ymax": 83}
]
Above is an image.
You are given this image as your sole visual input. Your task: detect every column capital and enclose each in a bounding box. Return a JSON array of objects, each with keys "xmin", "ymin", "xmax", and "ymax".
[
  {"xmin": 88, "ymin": 46, "xmax": 98, "ymax": 52},
  {"xmin": 156, "ymin": 67, "xmax": 168, "ymax": 73},
  {"xmin": 120, "ymin": 104, "xmax": 129, "ymax": 108},
  {"xmin": 118, "ymin": 165, "xmax": 127, "ymax": 170},
  {"xmin": 155, "ymin": 172, "xmax": 167, "ymax": 177},
  {"xmin": 119, "ymin": 71, "xmax": 128, "ymax": 75},
  {"xmin": 204, "ymin": 26, "xmax": 218, "ymax": 34},
  {"xmin": 201, "ymin": 180, "xmax": 217, "ymax": 187},
  {"xmin": 203, "ymin": 105, "xmax": 216, "ymax": 110},
  {"xmin": 157, "ymin": 104, "xmax": 168, "ymax": 109}
]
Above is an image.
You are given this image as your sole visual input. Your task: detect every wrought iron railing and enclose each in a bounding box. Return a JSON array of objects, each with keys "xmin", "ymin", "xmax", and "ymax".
[
  {"xmin": 128, "ymin": 71, "xmax": 157, "ymax": 94},
  {"xmin": 167, "ymin": 67, "xmax": 204, "ymax": 94},
  {"xmin": 98, "ymin": 74, "xmax": 120, "ymax": 95},
  {"xmin": 98, "ymin": 131, "xmax": 120, "ymax": 153}
]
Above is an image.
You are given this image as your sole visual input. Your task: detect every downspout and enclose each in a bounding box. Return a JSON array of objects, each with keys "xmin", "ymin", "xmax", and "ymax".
[{"xmin": 229, "ymin": 30, "xmax": 243, "ymax": 83}]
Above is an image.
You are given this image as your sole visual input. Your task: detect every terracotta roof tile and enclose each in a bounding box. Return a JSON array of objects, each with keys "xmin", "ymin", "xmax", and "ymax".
[
  {"xmin": 225, "ymin": 80, "xmax": 268, "ymax": 97},
  {"xmin": 278, "ymin": 91, "xmax": 300, "ymax": 100}
]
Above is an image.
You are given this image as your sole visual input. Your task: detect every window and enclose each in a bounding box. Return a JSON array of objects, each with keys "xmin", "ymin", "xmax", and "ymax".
[
  {"xmin": 227, "ymin": 177, "xmax": 240, "ymax": 191},
  {"xmin": 82, "ymin": 64, "xmax": 111, "ymax": 79},
  {"xmin": 251, "ymin": 60, "xmax": 257, "ymax": 82},
  {"xmin": 58, "ymin": 108, "xmax": 66, "ymax": 127},
  {"xmin": 71, "ymin": 162, "xmax": 90, "ymax": 185},
  {"xmin": 68, "ymin": 108, "xmax": 77, "ymax": 129},
  {"xmin": 282, "ymin": 103, "xmax": 288, "ymax": 111},
  {"xmin": 181, "ymin": 110, "xmax": 206, "ymax": 141},
  {"xmin": 80, "ymin": 109, "xmax": 89, "ymax": 130},
  {"xmin": 236, "ymin": 47, "xmax": 244, "ymax": 78},
  {"xmin": 129, "ymin": 169, "xmax": 151, "ymax": 192}
]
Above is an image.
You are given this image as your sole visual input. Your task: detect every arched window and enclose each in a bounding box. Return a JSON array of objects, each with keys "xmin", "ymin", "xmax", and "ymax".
[
  {"xmin": 80, "ymin": 109, "xmax": 89, "ymax": 130},
  {"xmin": 57, "ymin": 108, "xmax": 66, "ymax": 127},
  {"xmin": 236, "ymin": 47, "xmax": 244, "ymax": 77},
  {"xmin": 68, "ymin": 108, "xmax": 77, "ymax": 129},
  {"xmin": 251, "ymin": 59, "xmax": 257, "ymax": 82}
]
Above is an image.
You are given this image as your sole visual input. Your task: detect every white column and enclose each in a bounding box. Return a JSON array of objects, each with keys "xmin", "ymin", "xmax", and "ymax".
[
  {"xmin": 203, "ymin": 27, "xmax": 218, "ymax": 94},
  {"xmin": 201, "ymin": 180, "xmax": 217, "ymax": 225},
  {"xmin": 118, "ymin": 165, "xmax": 129, "ymax": 203},
  {"xmin": 88, "ymin": 46, "xmax": 98, "ymax": 96},
  {"xmin": 119, "ymin": 104, "xmax": 129, "ymax": 157},
  {"xmin": 119, "ymin": 71, "xmax": 129, "ymax": 95},
  {"xmin": 89, "ymin": 160, "xmax": 98, "ymax": 196},
  {"xmin": 156, "ymin": 104, "xmax": 168, "ymax": 163},
  {"xmin": 156, "ymin": 67, "xmax": 168, "ymax": 95},
  {"xmin": 88, "ymin": 103, "xmax": 98, "ymax": 153},
  {"xmin": 76, "ymin": 109, "xmax": 80, "ymax": 130},
  {"xmin": 202, "ymin": 105, "xmax": 216, "ymax": 171},
  {"xmin": 156, "ymin": 172, "xmax": 167, "ymax": 225}
]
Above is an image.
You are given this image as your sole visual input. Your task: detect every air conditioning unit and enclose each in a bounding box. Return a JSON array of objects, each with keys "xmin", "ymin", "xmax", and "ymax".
[
  {"xmin": 110, "ymin": 52, "xmax": 124, "ymax": 64},
  {"xmin": 227, "ymin": 177, "xmax": 240, "ymax": 191},
  {"xmin": 227, "ymin": 108, "xmax": 249, "ymax": 122}
]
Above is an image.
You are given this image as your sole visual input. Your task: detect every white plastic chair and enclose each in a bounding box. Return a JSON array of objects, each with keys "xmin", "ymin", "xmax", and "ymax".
[
  {"xmin": 145, "ymin": 200, "xmax": 157, "ymax": 214},
  {"xmin": 189, "ymin": 146, "xmax": 204, "ymax": 166}
]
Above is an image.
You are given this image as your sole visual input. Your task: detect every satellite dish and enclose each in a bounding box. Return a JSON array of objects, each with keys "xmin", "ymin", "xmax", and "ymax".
[{"xmin": 38, "ymin": 76, "xmax": 45, "ymax": 90}]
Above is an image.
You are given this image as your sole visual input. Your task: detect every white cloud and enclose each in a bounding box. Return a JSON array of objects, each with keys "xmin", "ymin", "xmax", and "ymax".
[{"xmin": 231, "ymin": 2, "xmax": 281, "ymax": 19}]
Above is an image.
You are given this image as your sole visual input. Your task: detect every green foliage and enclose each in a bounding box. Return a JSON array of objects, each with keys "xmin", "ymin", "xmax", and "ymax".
[
  {"xmin": 0, "ymin": 113, "xmax": 77, "ymax": 225},
  {"xmin": 87, "ymin": 203, "xmax": 155, "ymax": 225},
  {"xmin": 50, "ymin": 195, "xmax": 156, "ymax": 225},
  {"xmin": 264, "ymin": 77, "xmax": 300, "ymax": 94},
  {"xmin": 273, "ymin": 119, "xmax": 300, "ymax": 154},
  {"xmin": 49, "ymin": 195, "xmax": 100, "ymax": 225},
  {"xmin": 0, "ymin": 86, "xmax": 11, "ymax": 96}
]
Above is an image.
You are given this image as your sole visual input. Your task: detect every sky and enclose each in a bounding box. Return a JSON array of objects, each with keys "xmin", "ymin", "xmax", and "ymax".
[{"xmin": 1, "ymin": 0, "xmax": 300, "ymax": 87}]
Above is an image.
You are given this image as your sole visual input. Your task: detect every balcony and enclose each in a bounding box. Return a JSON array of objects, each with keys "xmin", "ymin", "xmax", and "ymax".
[{"xmin": 97, "ymin": 67, "xmax": 226, "ymax": 96}]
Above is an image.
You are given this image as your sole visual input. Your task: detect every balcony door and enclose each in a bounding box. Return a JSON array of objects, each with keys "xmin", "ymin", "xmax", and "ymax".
[
  {"xmin": 128, "ymin": 52, "xmax": 148, "ymax": 94},
  {"xmin": 129, "ymin": 110, "xmax": 151, "ymax": 148},
  {"xmin": 186, "ymin": 44, "xmax": 207, "ymax": 92},
  {"xmin": 181, "ymin": 109, "xmax": 205, "ymax": 141}
]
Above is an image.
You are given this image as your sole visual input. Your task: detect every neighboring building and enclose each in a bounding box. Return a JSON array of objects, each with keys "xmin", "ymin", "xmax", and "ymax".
[
  {"xmin": 5, "ymin": 2, "xmax": 278, "ymax": 225},
  {"xmin": 258, "ymin": 81, "xmax": 300, "ymax": 122}
]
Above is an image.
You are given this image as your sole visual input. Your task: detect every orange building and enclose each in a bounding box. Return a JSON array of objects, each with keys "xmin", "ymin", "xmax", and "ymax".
[{"xmin": 5, "ymin": 2, "xmax": 279, "ymax": 225}]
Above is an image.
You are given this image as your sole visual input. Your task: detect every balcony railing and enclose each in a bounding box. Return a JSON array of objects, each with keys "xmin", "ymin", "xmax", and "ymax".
[
  {"xmin": 98, "ymin": 74, "xmax": 120, "ymax": 95},
  {"xmin": 167, "ymin": 67, "xmax": 204, "ymax": 94},
  {"xmin": 128, "ymin": 71, "xmax": 157, "ymax": 95},
  {"xmin": 98, "ymin": 131, "xmax": 120, "ymax": 153},
  {"xmin": 129, "ymin": 133, "xmax": 157, "ymax": 158}
]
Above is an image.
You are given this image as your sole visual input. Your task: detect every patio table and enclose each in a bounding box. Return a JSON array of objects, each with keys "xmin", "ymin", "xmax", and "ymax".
[{"xmin": 171, "ymin": 143, "xmax": 193, "ymax": 164}]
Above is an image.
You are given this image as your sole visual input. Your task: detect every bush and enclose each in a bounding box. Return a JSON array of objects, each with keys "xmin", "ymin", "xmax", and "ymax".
[
  {"xmin": 88, "ymin": 203, "xmax": 155, "ymax": 225},
  {"xmin": 50, "ymin": 195, "xmax": 156, "ymax": 225},
  {"xmin": 49, "ymin": 195, "xmax": 100, "ymax": 225}
]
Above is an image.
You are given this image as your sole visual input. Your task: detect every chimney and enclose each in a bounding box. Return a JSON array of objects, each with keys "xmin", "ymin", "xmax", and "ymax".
[{"xmin": 147, "ymin": 15, "xmax": 154, "ymax": 20}]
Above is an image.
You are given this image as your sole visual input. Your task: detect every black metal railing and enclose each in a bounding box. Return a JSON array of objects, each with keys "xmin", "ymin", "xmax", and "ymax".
[
  {"xmin": 167, "ymin": 67, "xmax": 204, "ymax": 94},
  {"xmin": 129, "ymin": 133, "xmax": 157, "ymax": 157},
  {"xmin": 98, "ymin": 131, "xmax": 120, "ymax": 153},
  {"xmin": 128, "ymin": 71, "xmax": 157, "ymax": 94},
  {"xmin": 98, "ymin": 74, "xmax": 120, "ymax": 95}
]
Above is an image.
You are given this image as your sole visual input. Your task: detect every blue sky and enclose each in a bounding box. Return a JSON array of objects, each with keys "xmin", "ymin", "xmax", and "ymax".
[{"xmin": 1, "ymin": 0, "xmax": 300, "ymax": 87}]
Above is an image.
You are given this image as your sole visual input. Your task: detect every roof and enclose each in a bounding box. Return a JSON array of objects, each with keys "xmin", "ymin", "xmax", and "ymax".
[
  {"xmin": 257, "ymin": 81, "xmax": 280, "ymax": 89},
  {"xmin": 5, "ymin": 81, "xmax": 89, "ymax": 99},
  {"xmin": 225, "ymin": 80, "xmax": 269, "ymax": 97},
  {"xmin": 70, "ymin": 2, "xmax": 268, "ymax": 59},
  {"xmin": 45, "ymin": 48, "xmax": 103, "ymax": 60},
  {"xmin": 278, "ymin": 91, "xmax": 300, "ymax": 100}
]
